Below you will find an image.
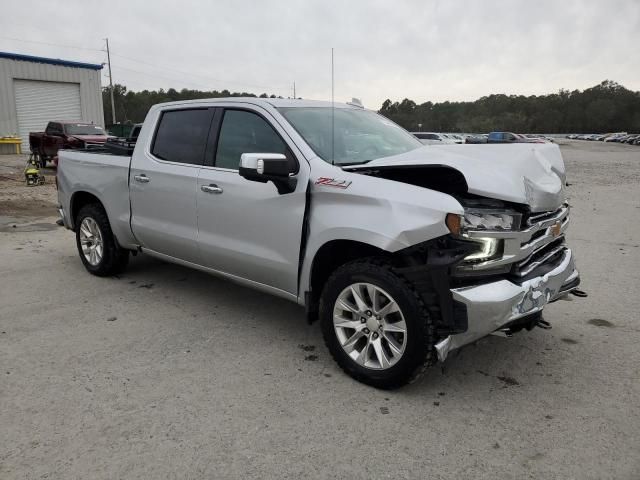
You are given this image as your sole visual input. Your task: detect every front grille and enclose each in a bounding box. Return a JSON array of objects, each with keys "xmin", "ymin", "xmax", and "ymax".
[
  {"xmin": 514, "ymin": 238, "xmax": 566, "ymax": 277},
  {"xmin": 526, "ymin": 209, "xmax": 562, "ymax": 226},
  {"xmin": 515, "ymin": 204, "xmax": 569, "ymax": 277}
]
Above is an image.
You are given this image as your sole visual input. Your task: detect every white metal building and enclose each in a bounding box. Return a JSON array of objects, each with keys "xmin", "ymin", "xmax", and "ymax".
[{"xmin": 0, "ymin": 52, "xmax": 104, "ymax": 151}]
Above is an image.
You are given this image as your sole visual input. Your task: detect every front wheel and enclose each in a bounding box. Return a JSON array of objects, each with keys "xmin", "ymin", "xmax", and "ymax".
[
  {"xmin": 320, "ymin": 259, "xmax": 436, "ymax": 389},
  {"xmin": 75, "ymin": 204, "xmax": 129, "ymax": 276}
]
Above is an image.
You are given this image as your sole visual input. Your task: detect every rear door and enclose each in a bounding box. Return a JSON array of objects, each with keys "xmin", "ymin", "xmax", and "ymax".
[
  {"xmin": 196, "ymin": 106, "xmax": 308, "ymax": 295},
  {"xmin": 130, "ymin": 107, "xmax": 215, "ymax": 263}
]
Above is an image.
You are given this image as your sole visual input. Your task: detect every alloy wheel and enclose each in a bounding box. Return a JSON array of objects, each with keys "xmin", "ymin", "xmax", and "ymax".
[
  {"xmin": 333, "ymin": 283, "xmax": 407, "ymax": 370},
  {"xmin": 79, "ymin": 217, "xmax": 104, "ymax": 266}
]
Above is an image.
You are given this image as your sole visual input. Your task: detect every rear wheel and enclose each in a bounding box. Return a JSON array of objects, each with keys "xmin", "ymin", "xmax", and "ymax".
[
  {"xmin": 320, "ymin": 258, "xmax": 436, "ymax": 389},
  {"xmin": 75, "ymin": 204, "xmax": 129, "ymax": 276}
]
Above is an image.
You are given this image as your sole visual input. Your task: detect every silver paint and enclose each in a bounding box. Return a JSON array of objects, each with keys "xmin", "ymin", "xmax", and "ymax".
[{"xmin": 57, "ymin": 98, "xmax": 579, "ymax": 363}]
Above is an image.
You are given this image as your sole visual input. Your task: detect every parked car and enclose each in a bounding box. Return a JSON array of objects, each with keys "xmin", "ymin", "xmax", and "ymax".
[
  {"xmin": 465, "ymin": 134, "xmax": 488, "ymax": 144},
  {"xmin": 411, "ymin": 132, "xmax": 457, "ymax": 145},
  {"xmin": 444, "ymin": 134, "xmax": 464, "ymax": 144},
  {"xmin": 487, "ymin": 132, "xmax": 542, "ymax": 143},
  {"xmin": 57, "ymin": 98, "xmax": 580, "ymax": 389},
  {"xmin": 604, "ymin": 133, "xmax": 627, "ymax": 142},
  {"xmin": 523, "ymin": 134, "xmax": 553, "ymax": 143},
  {"xmin": 30, "ymin": 121, "xmax": 109, "ymax": 165}
]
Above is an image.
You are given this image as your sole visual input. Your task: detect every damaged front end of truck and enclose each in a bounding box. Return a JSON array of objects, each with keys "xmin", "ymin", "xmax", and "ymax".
[{"xmin": 341, "ymin": 143, "xmax": 581, "ymax": 361}]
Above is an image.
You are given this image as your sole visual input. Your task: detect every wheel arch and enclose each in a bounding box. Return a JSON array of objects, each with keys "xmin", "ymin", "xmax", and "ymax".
[
  {"xmin": 70, "ymin": 190, "xmax": 104, "ymax": 230},
  {"xmin": 303, "ymin": 239, "xmax": 389, "ymax": 322}
]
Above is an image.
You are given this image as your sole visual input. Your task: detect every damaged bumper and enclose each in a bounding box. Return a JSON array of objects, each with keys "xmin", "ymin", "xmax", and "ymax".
[{"xmin": 435, "ymin": 247, "xmax": 579, "ymax": 361}]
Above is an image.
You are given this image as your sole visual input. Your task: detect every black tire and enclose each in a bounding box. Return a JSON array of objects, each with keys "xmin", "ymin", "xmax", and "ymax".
[
  {"xmin": 320, "ymin": 258, "xmax": 436, "ymax": 389},
  {"xmin": 75, "ymin": 204, "xmax": 129, "ymax": 276}
]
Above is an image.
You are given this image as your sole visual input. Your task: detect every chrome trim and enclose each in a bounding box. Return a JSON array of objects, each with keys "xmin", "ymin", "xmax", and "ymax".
[
  {"xmin": 517, "ymin": 244, "xmax": 567, "ymax": 277},
  {"xmin": 437, "ymin": 248, "xmax": 579, "ymax": 361},
  {"xmin": 459, "ymin": 204, "xmax": 569, "ymax": 272}
]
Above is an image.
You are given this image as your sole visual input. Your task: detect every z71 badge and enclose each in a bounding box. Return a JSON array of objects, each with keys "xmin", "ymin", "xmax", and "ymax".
[{"xmin": 315, "ymin": 177, "xmax": 352, "ymax": 189}]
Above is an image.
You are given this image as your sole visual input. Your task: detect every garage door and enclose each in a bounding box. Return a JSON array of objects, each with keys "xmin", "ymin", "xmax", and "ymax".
[{"xmin": 14, "ymin": 79, "xmax": 82, "ymax": 151}]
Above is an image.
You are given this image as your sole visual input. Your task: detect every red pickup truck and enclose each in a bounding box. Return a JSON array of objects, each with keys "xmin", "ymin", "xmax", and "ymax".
[{"xmin": 29, "ymin": 121, "xmax": 110, "ymax": 166}]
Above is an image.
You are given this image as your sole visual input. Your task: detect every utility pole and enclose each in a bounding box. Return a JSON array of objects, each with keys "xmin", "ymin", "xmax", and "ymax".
[
  {"xmin": 105, "ymin": 38, "xmax": 116, "ymax": 124},
  {"xmin": 293, "ymin": 81, "xmax": 296, "ymax": 99}
]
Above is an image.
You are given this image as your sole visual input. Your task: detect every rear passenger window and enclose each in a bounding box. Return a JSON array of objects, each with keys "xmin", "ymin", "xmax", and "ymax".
[
  {"xmin": 151, "ymin": 109, "xmax": 213, "ymax": 165},
  {"xmin": 215, "ymin": 110, "xmax": 287, "ymax": 170}
]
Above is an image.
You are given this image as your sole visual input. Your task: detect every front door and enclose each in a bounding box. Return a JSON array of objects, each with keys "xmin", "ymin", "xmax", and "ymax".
[
  {"xmin": 44, "ymin": 122, "xmax": 64, "ymax": 157},
  {"xmin": 196, "ymin": 107, "xmax": 308, "ymax": 295},
  {"xmin": 130, "ymin": 107, "xmax": 215, "ymax": 263}
]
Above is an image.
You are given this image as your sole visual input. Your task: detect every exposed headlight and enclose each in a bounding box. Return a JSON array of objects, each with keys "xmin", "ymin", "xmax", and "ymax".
[
  {"xmin": 446, "ymin": 209, "xmax": 520, "ymax": 263},
  {"xmin": 462, "ymin": 209, "xmax": 521, "ymax": 231}
]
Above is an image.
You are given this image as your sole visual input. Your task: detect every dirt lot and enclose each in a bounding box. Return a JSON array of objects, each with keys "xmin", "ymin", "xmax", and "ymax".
[
  {"xmin": 1, "ymin": 141, "xmax": 639, "ymax": 479},
  {"xmin": 0, "ymin": 155, "xmax": 59, "ymax": 227}
]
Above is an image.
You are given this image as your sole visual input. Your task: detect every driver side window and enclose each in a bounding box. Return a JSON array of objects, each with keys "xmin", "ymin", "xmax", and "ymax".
[{"xmin": 215, "ymin": 110, "xmax": 290, "ymax": 170}]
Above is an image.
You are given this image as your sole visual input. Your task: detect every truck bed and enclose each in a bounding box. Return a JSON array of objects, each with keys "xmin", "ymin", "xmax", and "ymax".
[{"xmin": 56, "ymin": 149, "xmax": 134, "ymax": 246}]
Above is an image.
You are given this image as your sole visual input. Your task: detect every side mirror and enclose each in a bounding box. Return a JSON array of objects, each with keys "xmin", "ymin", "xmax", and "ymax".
[{"xmin": 239, "ymin": 153, "xmax": 297, "ymax": 194}]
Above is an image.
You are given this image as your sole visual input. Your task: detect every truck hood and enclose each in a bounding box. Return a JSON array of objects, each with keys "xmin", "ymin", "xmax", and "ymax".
[
  {"xmin": 70, "ymin": 135, "xmax": 109, "ymax": 143},
  {"xmin": 345, "ymin": 143, "xmax": 566, "ymax": 212}
]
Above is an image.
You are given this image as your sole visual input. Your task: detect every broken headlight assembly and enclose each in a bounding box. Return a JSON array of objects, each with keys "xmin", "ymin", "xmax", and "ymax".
[{"xmin": 446, "ymin": 209, "xmax": 522, "ymax": 264}]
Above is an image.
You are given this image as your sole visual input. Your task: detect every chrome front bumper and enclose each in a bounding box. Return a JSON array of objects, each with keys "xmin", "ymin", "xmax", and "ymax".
[{"xmin": 435, "ymin": 247, "xmax": 579, "ymax": 361}]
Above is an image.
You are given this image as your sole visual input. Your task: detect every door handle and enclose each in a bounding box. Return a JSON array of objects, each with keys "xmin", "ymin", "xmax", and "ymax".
[
  {"xmin": 201, "ymin": 184, "xmax": 223, "ymax": 194},
  {"xmin": 134, "ymin": 174, "xmax": 150, "ymax": 183}
]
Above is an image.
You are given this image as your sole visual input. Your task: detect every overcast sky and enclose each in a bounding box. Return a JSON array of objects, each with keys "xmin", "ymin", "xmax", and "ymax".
[{"xmin": 1, "ymin": 0, "xmax": 638, "ymax": 107}]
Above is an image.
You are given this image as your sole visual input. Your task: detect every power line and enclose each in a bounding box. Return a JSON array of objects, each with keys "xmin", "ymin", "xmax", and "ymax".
[
  {"xmin": 0, "ymin": 36, "xmax": 103, "ymax": 52},
  {"xmin": 113, "ymin": 64, "xmax": 219, "ymax": 91},
  {"xmin": 111, "ymin": 52, "xmax": 287, "ymax": 92},
  {"xmin": 1, "ymin": 34, "xmax": 289, "ymax": 94}
]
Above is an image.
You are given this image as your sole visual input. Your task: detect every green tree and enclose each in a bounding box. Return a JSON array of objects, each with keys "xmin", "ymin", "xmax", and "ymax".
[{"xmin": 377, "ymin": 80, "xmax": 640, "ymax": 133}]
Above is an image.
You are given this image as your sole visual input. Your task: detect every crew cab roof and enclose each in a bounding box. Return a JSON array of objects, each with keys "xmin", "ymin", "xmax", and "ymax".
[{"xmin": 152, "ymin": 97, "xmax": 362, "ymax": 110}]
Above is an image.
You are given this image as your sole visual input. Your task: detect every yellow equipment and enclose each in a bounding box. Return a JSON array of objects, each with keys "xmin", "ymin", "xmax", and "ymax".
[{"xmin": 24, "ymin": 155, "xmax": 45, "ymax": 186}]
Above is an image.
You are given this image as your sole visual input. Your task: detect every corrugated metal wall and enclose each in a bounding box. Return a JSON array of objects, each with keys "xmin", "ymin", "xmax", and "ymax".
[{"xmin": 0, "ymin": 57, "xmax": 104, "ymax": 144}]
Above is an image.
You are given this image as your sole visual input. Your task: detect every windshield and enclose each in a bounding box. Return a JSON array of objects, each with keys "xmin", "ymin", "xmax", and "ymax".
[
  {"xmin": 277, "ymin": 107, "xmax": 422, "ymax": 165},
  {"xmin": 64, "ymin": 124, "xmax": 106, "ymax": 136}
]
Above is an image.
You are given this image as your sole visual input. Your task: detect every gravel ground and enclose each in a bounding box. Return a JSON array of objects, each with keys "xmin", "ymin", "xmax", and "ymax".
[{"xmin": 1, "ymin": 141, "xmax": 639, "ymax": 479}]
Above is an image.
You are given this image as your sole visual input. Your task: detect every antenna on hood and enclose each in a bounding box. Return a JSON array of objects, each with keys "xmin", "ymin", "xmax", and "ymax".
[{"xmin": 331, "ymin": 47, "xmax": 335, "ymax": 166}]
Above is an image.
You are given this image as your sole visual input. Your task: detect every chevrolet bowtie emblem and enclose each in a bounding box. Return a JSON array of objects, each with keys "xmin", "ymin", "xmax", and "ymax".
[{"xmin": 550, "ymin": 221, "xmax": 562, "ymax": 238}]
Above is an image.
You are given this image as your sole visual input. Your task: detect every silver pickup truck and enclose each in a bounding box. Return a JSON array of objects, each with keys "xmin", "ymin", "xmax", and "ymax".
[{"xmin": 57, "ymin": 98, "xmax": 580, "ymax": 389}]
